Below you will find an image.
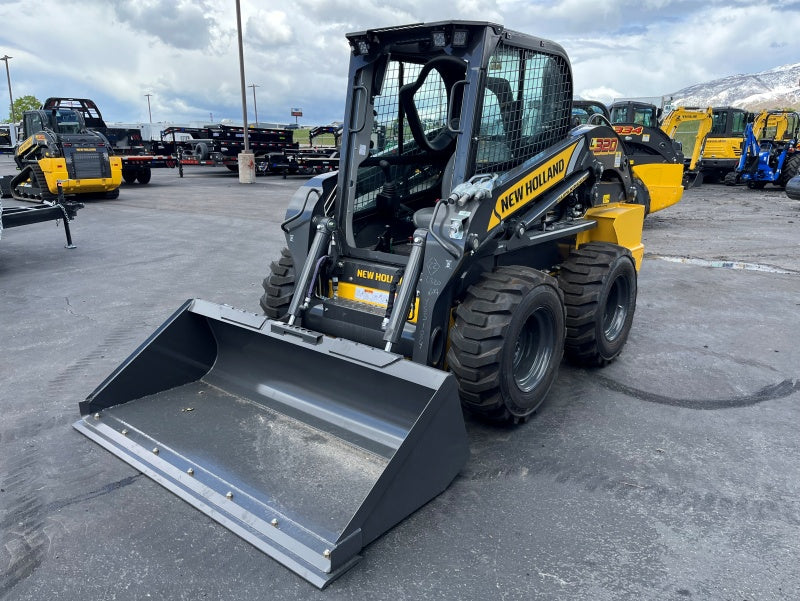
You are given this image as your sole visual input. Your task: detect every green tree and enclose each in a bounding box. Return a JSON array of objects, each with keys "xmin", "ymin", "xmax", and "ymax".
[{"xmin": 4, "ymin": 95, "xmax": 41, "ymax": 122}]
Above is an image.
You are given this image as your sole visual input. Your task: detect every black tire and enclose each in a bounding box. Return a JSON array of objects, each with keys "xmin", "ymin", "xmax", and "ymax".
[
  {"xmin": 558, "ymin": 242, "xmax": 637, "ymax": 367},
  {"xmin": 778, "ymin": 154, "xmax": 800, "ymax": 188},
  {"xmin": 447, "ymin": 266, "xmax": 565, "ymax": 424},
  {"xmin": 632, "ymin": 178, "xmax": 651, "ymax": 216},
  {"xmin": 105, "ymin": 188, "xmax": 120, "ymax": 199},
  {"xmin": 136, "ymin": 168, "xmax": 152, "ymax": 184},
  {"xmin": 122, "ymin": 169, "xmax": 138, "ymax": 184},
  {"xmin": 259, "ymin": 247, "xmax": 297, "ymax": 319},
  {"xmin": 195, "ymin": 142, "xmax": 209, "ymax": 161},
  {"xmin": 724, "ymin": 172, "xmax": 739, "ymax": 186}
]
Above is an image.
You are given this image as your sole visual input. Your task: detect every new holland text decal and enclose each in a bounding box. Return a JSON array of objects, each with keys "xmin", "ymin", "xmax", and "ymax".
[{"xmin": 487, "ymin": 142, "xmax": 579, "ymax": 230}]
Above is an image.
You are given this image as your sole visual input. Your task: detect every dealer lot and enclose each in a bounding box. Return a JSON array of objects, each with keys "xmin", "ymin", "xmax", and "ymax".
[{"xmin": 1, "ymin": 157, "xmax": 799, "ymax": 600}]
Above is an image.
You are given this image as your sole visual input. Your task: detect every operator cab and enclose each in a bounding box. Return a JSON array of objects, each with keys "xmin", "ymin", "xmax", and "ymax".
[{"xmin": 341, "ymin": 22, "xmax": 572, "ymax": 259}]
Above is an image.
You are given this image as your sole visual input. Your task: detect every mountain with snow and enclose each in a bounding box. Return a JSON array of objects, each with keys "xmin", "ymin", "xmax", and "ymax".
[{"xmin": 668, "ymin": 63, "xmax": 800, "ymax": 111}]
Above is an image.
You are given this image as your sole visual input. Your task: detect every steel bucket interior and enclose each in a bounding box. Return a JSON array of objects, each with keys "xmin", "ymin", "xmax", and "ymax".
[{"xmin": 74, "ymin": 299, "xmax": 469, "ymax": 588}]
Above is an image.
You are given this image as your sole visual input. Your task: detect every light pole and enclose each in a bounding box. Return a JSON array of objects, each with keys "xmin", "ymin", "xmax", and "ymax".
[
  {"xmin": 235, "ymin": 0, "xmax": 249, "ymax": 152},
  {"xmin": 1, "ymin": 55, "xmax": 15, "ymax": 123},
  {"xmin": 234, "ymin": 0, "xmax": 255, "ymax": 183},
  {"xmin": 144, "ymin": 93, "xmax": 153, "ymax": 123},
  {"xmin": 248, "ymin": 83, "xmax": 259, "ymax": 126}
]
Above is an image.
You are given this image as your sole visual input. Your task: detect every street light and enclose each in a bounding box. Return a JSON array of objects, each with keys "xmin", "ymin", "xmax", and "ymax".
[
  {"xmin": 1, "ymin": 55, "xmax": 15, "ymax": 123},
  {"xmin": 234, "ymin": 0, "xmax": 255, "ymax": 184},
  {"xmin": 248, "ymin": 83, "xmax": 259, "ymax": 126},
  {"xmin": 235, "ymin": 0, "xmax": 249, "ymax": 152},
  {"xmin": 144, "ymin": 93, "xmax": 153, "ymax": 123}
]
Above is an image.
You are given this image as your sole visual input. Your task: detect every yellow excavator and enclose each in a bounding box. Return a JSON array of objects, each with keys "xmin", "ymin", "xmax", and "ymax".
[{"xmin": 660, "ymin": 106, "xmax": 714, "ymax": 188}]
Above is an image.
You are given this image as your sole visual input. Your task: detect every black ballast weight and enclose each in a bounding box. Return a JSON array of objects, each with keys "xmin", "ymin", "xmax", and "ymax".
[{"xmin": 74, "ymin": 299, "xmax": 468, "ymax": 588}]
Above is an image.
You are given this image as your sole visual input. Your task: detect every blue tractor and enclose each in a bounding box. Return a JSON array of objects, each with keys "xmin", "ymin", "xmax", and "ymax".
[{"xmin": 725, "ymin": 110, "xmax": 800, "ymax": 189}]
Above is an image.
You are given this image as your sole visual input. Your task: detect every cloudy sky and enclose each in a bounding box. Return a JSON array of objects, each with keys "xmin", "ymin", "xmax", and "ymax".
[{"xmin": 0, "ymin": 0, "xmax": 797, "ymax": 127}]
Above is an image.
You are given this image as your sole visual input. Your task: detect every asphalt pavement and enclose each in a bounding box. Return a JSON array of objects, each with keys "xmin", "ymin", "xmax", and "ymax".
[{"xmin": 1, "ymin": 156, "xmax": 799, "ymax": 600}]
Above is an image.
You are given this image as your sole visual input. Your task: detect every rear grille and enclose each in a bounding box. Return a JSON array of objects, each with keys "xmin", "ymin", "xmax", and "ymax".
[
  {"xmin": 73, "ymin": 151, "xmax": 108, "ymax": 178},
  {"xmin": 66, "ymin": 148, "xmax": 110, "ymax": 179}
]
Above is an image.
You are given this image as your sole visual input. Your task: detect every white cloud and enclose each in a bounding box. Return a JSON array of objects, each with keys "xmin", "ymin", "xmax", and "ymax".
[{"xmin": 0, "ymin": 0, "xmax": 797, "ymax": 125}]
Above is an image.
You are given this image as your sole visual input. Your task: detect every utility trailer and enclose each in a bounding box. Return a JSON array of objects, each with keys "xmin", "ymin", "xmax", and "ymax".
[
  {"xmin": 0, "ymin": 191, "xmax": 82, "ymax": 248},
  {"xmin": 162, "ymin": 123, "xmax": 304, "ymax": 176},
  {"xmin": 256, "ymin": 148, "xmax": 340, "ymax": 178},
  {"xmin": 41, "ymin": 98, "xmax": 177, "ymax": 184}
]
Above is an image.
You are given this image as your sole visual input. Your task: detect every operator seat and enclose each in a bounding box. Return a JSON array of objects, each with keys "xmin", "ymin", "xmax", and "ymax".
[{"xmin": 412, "ymin": 152, "xmax": 457, "ymax": 229}]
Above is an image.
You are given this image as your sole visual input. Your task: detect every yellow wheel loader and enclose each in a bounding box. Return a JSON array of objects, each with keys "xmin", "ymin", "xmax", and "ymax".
[
  {"xmin": 7, "ymin": 106, "xmax": 122, "ymax": 201},
  {"xmin": 75, "ymin": 21, "xmax": 683, "ymax": 588}
]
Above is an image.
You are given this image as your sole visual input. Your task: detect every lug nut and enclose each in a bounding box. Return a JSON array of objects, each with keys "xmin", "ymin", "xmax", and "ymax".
[
  {"xmin": 226, "ymin": 491, "xmax": 234, "ymax": 499},
  {"xmin": 322, "ymin": 549, "xmax": 331, "ymax": 558},
  {"xmin": 271, "ymin": 518, "xmax": 279, "ymax": 527},
  {"xmin": 187, "ymin": 468, "xmax": 194, "ymax": 476}
]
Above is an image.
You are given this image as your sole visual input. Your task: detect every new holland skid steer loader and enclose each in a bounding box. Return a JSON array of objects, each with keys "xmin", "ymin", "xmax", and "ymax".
[
  {"xmin": 75, "ymin": 21, "xmax": 682, "ymax": 588},
  {"xmin": 1, "ymin": 106, "xmax": 122, "ymax": 201}
]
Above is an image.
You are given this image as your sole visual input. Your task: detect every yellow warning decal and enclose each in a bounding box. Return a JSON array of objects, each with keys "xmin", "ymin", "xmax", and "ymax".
[{"xmin": 488, "ymin": 142, "xmax": 579, "ymax": 230}]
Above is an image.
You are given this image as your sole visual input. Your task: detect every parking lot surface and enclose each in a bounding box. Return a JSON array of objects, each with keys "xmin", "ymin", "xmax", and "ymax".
[{"xmin": 2, "ymin": 157, "xmax": 799, "ymax": 600}]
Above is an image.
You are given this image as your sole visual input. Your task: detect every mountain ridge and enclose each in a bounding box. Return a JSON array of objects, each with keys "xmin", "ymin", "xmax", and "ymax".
[{"xmin": 668, "ymin": 62, "xmax": 800, "ymax": 110}]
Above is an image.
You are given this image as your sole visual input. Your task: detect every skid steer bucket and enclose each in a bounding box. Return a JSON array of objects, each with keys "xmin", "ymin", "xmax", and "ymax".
[{"xmin": 74, "ymin": 299, "xmax": 469, "ymax": 588}]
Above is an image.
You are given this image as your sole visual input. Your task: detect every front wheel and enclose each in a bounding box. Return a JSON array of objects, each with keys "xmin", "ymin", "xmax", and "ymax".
[
  {"xmin": 558, "ymin": 242, "xmax": 637, "ymax": 366},
  {"xmin": 724, "ymin": 172, "xmax": 739, "ymax": 186},
  {"xmin": 259, "ymin": 247, "xmax": 297, "ymax": 319},
  {"xmin": 632, "ymin": 178, "xmax": 651, "ymax": 216},
  {"xmin": 778, "ymin": 154, "xmax": 800, "ymax": 188},
  {"xmin": 447, "ymin": 266, "xmax": 565, "ymax": 424}
]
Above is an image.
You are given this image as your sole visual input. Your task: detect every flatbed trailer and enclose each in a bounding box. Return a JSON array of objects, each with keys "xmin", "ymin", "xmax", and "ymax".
[
  {"xmin": 0, "ymin": 187, "xmax": 82, "ymax": 248},
  {"xmin": 41, "ymin": 98, "xmax": 178, "ymax": 185}
]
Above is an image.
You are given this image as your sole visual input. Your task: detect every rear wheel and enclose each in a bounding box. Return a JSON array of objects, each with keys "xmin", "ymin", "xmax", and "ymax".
[
  {"xmin": 136, "ymin": 168, "xmax": 152, "ymax": 184},
  {"xmin": 195, "ymin": 142, "xmax": 209, "ymax": 160},
  {"xmin": 259, "ymin": 247, "xmax": 297, "ymax": 319},
  {"xmin": 447, "ymin": 266, "xmax": 565, "ymax": 424},
  {"xmin": 122, "ymin": 169, "xmax": 138, "ymax": 184},
  {"xmin": 778, "ymin": 154, "xmax": 800, "ymax": 188},
  {"xmin": 558, "ymin": 242, "xmax": 637, "ymax": 366}
]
